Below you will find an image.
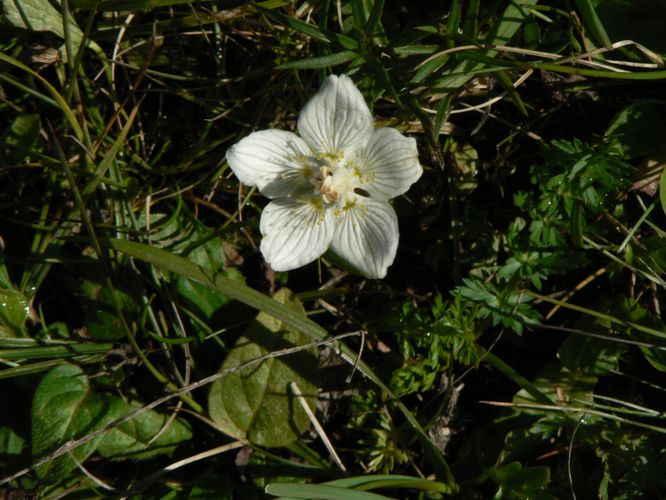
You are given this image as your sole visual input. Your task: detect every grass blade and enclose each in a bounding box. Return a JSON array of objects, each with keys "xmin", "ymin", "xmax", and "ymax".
[
  {"xmin": 278, "ymin": 50, "xmax": 358, "ymax": 70},
  {"xmin": 573, "ymin": 0, "xmax": 612, "ymax": 49}
]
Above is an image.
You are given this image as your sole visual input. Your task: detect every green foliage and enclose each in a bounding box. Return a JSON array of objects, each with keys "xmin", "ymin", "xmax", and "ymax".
[
  {"xmin": 96, "ymin": 395, "xmax": 192, "ymax": 460},
  {"xmin": 31, "ymin": 364, "xmax": 106, "ymax": 482},
  {"xmin": 1, "ymin": 0, "xmax": 666, "ymax": 497},
  {"xmin": 30, "ymin": 364, "xmax": 191, "ymax": 483},
  {"xmin": 208, "ymin": 288, "xmax": 318, "ymax": 447}
]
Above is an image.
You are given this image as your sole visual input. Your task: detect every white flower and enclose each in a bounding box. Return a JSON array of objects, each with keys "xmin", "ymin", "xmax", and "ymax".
[{"xmin": 226, "ymin": 74, "xmax": 423, "ymax": 279}]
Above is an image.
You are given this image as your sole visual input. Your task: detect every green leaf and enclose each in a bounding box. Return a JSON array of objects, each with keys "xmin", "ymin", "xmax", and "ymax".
[
  {"xmin": 494, "ymin": 461, "xmax": 552, "ymax": 498},
  {"xmin": 138, "ymin": 212, "xmax": 242, "ymax": 324},
  {"xmin": 75, "ymin": 260, "xmax": 143, "ymax": 341},
  {"xmin": 0, "ymin": 425, "xmax": 26, "ymax": 470},
  {"xmin": 31, "ymin": 364, "xmax": 104, "ymax": 482},
  {"xmin": 265, "ymin": 483, "xmax": 392, "ymax": 499},
  {"xmin": 660, "ymin": 166, "xmax": 666, "ymax": 217},
  {"xmin": 324, "ymin": 474, "xmax": 455, "ymax": 494},
  {"xmin": 0, "ymin": 52, "xmax": 84, "ymax": 141},
  {"xmin": 0, "ymin": 287, "xmax": 29, "ymax": 338},
  {"xmin": 278, "ymin": 50, "xmax": 358, "ymax": 70},
  {"xmin": 172, "ymin": 233, "xmax": 240, "ymax": 322},
  {"xmin": 0, "ymin": 113, "xmax": 41, "ymax": 164},
  {"xmin": 570, "ymin": 199, "xmax": 585, "ymax": 247},
  {"xmin": 558, "ymin": 335, "xmax": 624, "ymax": 376},
  {"xmin": 107, "ymin": 239, "xmax": 457, "ymax": 487},
  {"xmin": 1, "ymin": 0, "xmax": 85, "ymax": 48},
  {"xmin": 97, "ymin": 395, "xmax": 192, "ymax": 460},
  {"xmin": 573, "ymin": 0, "xmax": 612, "ymax": 48},
  {"xmin": 605, "ymin": 103, "xmax": 666, "ymax": 159},
  {"xmin": 208, "ymin": 288, "xmax": 318, "ymax": 447},
  {"xmin": 107, "ymin": 238, "xmax": 328, "ymax": 341}
]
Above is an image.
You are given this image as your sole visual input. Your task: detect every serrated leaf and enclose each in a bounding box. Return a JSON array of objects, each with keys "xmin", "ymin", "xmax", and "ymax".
[
  {"xmin": 31, "ymin": 364, "xmax": 105, "ymax": 482},
  {"xmin": 208, "ymin": 288, "xmax": 318, "ymax": 447},
  {"xmin": 97, "ymin": 394, "xmax": 192, "ymax": 460}
]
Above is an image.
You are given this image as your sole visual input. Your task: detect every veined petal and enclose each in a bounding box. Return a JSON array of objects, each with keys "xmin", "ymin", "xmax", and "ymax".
[
  {"xmin": 330, "ymin": 197, "xmax": 399, "ymax": 279},
  {"xmin": 298, "ymin": 75, "xmax": 373, "ymax": 156},
  {"xmin": 226, "ymin": 130, "xmax": 312, "ymax": 198},
  {"xmin": 356, "ymin": 127, "xmax": 423, "ymax": 201},
  {"xmin": 259, "ymin": 198, "xmax": 334, "ymax": 272}
]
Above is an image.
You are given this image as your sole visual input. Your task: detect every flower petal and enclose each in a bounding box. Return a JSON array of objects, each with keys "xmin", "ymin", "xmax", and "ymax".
[
  {"xmin": 298, "ymin": 74, "xmax": 373, "ymax": 155},
  {"xmin": 355, "ymin": 127, "xmax": 423, "ymax": 201},
  {"xmin": 330, "ymin": 197, "xmax": 399, "ymax": 279},
  {"xmin": 226, "ymin": 130, "xmax": 312, "ymax": 198},
  {"xmin": 259, "ymin": 198, "xmax": 334, "ymax": 272}
]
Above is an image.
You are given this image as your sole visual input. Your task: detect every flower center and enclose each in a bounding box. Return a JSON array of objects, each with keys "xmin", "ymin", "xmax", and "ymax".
[{"xmin": 309, "ymin": 155, "xmax": 359, "ymax": 204}]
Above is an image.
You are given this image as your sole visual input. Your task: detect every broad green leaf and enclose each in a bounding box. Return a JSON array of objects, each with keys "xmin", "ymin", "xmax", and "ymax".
[
  {"xmin": 31, "ymin": 364, "xmax": 104, "ymax": 482},
  {"xmin": 208, "ymin": 288, "xmax": 318, "ymax": 447},
  {"xmin": 0, "ymin": 244, "xmax": 29, "ymax": 337},
  {"xmin": 173, "ymin": 232, "xmax": 240, "ymax": 322},
  {"xmin": 97, "ymin": 394, "xmax": 192, "ymax": 460},
  {"xmin": 1, "ymin": 0, "xmax": 85, "ymax": 48},
  {"xmin": 605, "ymin": 103, "xmax": 666, "ymax": 159},
  {"xmin": 0, "ymin": 287, "xmax": 29, "ymax": 338},
  {"xmin": 558, "ymin": 335, "xmax": 624, "ymax": 376},
  {"xmin": 138, "ymin": 213, "xmax": 242, "ymax": 323},
  {"xmin": 0, "ymin": 425, "xmax": 26, "ymax": 469},
  {"xmin": 0, "ymin": 113, "xmax": 41, "ymax": 164}
]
